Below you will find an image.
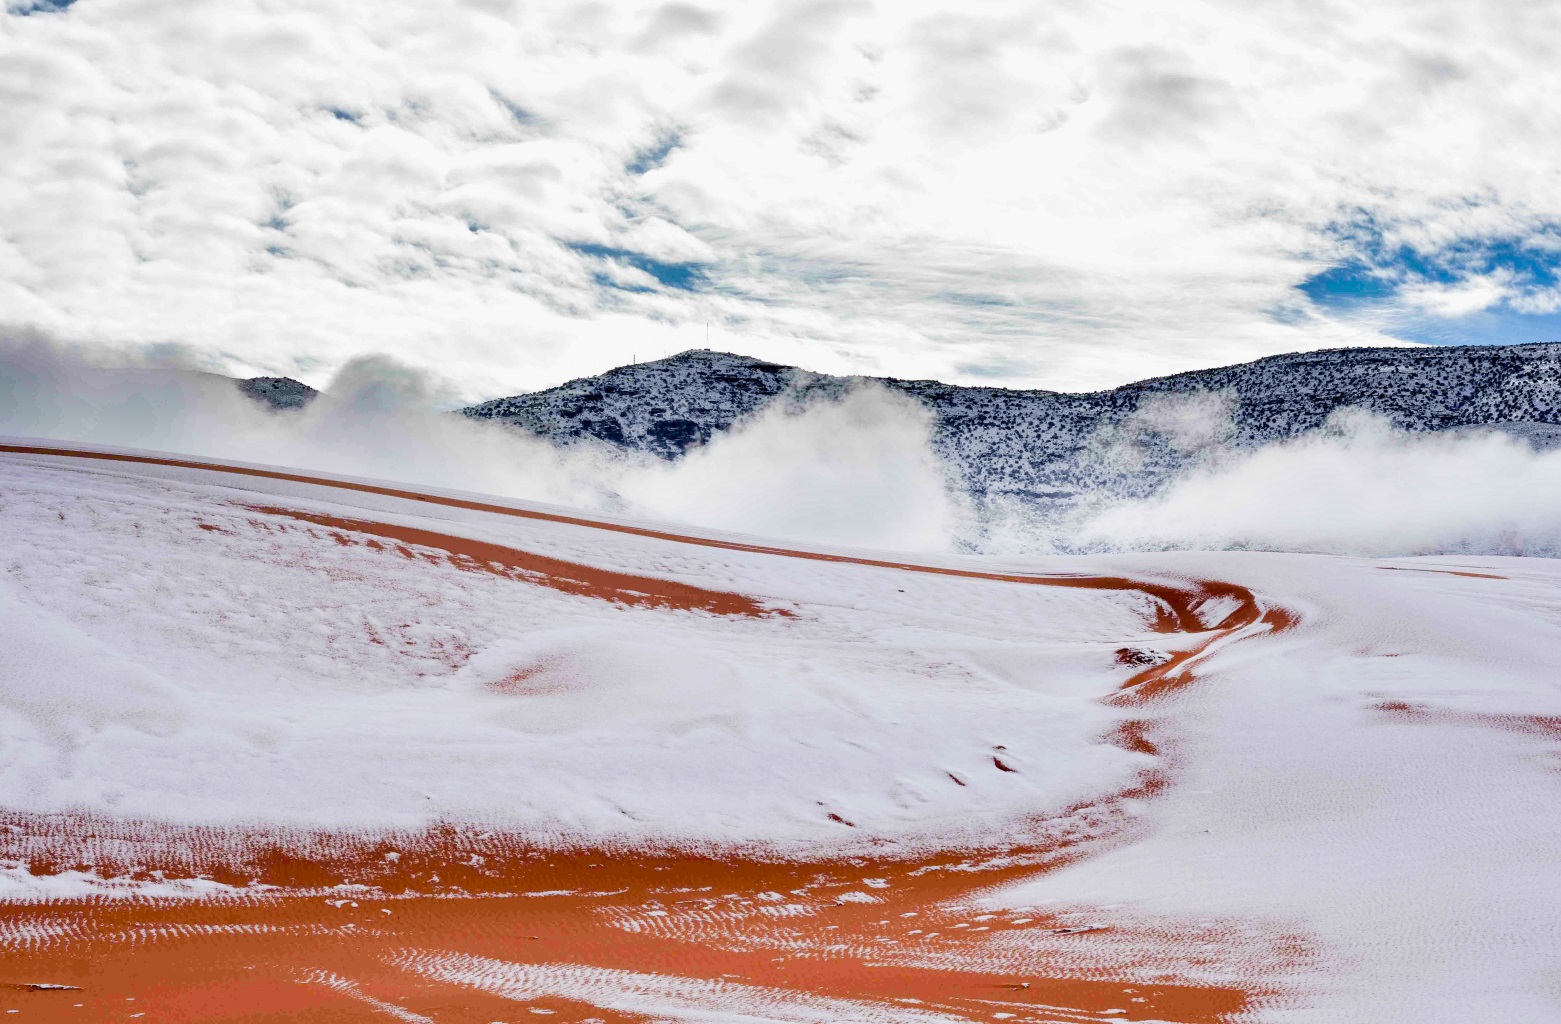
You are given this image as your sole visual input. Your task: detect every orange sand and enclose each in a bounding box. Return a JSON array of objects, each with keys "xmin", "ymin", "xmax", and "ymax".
[
  {"xmin": 0, "ymin": 851, "xmax": 1283, "ymax": 1022},
  {"xmin": 236, "ymin": 503, "xmax": 784, "ymax": 618}
]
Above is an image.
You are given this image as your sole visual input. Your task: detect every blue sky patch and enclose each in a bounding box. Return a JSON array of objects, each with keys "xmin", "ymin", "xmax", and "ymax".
[
  {"xmin": 1390, "ymin": 309, "xmax": 1561, "ymax": 347},
  {"xmin": 1298, "ymin": 262, "xmax": 1398, "ymax": 309},
  {"xmin": 570, "ymin": 242, "xmax": 708, "ymax": 291},
  {"xmin": 627, "ymin": 131, "xmax": 681, "ymax": 176},
  {"xmin": 1300, "ymin": 218, "xmax": 1561, "ymax": 346},
  {"xmin": 490, "ymin": 91, "xmax": 541, "ymax": 128},
  {"xmin": 8, "ymin": 0, "xmax": 76, "ymax": 12}
]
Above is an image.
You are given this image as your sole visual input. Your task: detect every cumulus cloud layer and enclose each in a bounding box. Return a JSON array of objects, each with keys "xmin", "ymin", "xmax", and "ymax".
[{"xmin": 6, "ymin": 0, "xmax": 1561, "ymax": 396}]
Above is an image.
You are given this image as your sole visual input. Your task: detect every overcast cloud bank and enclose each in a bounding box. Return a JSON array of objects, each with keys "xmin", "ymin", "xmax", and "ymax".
[{"xmin": 7, "ymin": 0, "xmax": 1561, "ymax": 396}]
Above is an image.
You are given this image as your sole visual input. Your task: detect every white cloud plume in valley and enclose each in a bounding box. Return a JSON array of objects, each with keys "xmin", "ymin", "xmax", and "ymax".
[
  {"xmin": 0, "ymin": 333, "xmax": 616, "ymax": 509},
  {"xmin": 0, "ymin": 335, "xmax": 963, "ymax": 552},
  {"xmin": 617, "ymin": 385, "xmax": 965, "ymax": 551},
  {"xmin": 7, "ymin": 0, "xmax": 1561, "ymax": 396},
  {"xmin": 1079, "ymin": 410, "xmax": 1561, "ymax": 558}
]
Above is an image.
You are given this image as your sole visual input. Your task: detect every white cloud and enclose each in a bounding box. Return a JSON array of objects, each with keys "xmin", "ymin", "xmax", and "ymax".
[
  {"xmin": 618, "ymin": 383, "xmax": 963, "ymax": 551},
  {"xmin": 1081, "ymin": 411, "xmax": 1561, "ymax": 558},
  {"xmin": 1401, "ymin": 275, "xmax": 1510, "ymax": 317},
  {"xmin": 4, "ymin": 0, "xmax": 1561, "ymax": 398}
]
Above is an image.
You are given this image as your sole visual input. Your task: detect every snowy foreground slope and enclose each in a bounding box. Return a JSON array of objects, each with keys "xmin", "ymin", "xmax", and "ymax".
[
  {"xmin": 464, "ymin": 344, "xmax": 1561, "ymax": 515},
  {"xmin": 2, "ymin": 441, "xmax": 1560, "ymax": 1023}
]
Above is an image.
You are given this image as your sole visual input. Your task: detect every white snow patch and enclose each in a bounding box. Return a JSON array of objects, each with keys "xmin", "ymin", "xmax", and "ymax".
[
  {"xmin": 0, "ymin": 860, "xmax": 243, "ymax": 902},
  {"xmin": 398, "ymin": 951, "xmax": 963, "ymax": 1024}
]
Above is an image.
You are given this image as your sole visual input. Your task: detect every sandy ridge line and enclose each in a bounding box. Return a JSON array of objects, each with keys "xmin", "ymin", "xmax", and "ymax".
[{"xmin": 2, "ymin": 440, "xmax": 1231, "ymax": 632}]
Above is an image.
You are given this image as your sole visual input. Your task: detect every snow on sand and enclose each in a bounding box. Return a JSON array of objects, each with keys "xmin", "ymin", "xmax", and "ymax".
[{"xmin": 2, "ymin": 441, "xmax": 1560, "ymax": 1023}]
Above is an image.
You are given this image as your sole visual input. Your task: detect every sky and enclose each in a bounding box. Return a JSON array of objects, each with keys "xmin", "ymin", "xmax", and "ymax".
[{"xmin": 5, "ymin": 0, "xmax": 1561, "ymax": 401}]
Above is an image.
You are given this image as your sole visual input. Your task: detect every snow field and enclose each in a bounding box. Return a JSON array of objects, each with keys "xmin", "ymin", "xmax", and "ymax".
[{"xmin": 0, "ymin": 450, "xmax": 1163, "ymax": 848}]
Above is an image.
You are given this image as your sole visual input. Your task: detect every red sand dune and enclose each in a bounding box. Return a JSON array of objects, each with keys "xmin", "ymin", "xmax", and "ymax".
[{"xmin": 0, "ymin": 445, "xmax": 1301, "ymax": 1023}]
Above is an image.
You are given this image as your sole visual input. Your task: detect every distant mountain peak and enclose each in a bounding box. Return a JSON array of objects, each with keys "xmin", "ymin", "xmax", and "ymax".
[{"xmin": 237, "ymin": 376, "xmax": 317, "ymax": 411}]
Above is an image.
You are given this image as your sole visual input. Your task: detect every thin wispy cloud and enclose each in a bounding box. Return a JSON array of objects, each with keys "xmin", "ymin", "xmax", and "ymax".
[{"xmin": 4, "ymin": 0, "xmax": 1561, "ymax": 397}]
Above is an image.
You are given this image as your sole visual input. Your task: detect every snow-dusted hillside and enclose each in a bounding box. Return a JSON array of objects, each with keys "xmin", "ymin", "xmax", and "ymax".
[{"xmin": 463, "ymin": 344, "xmax": 1561, "ymax": 515}]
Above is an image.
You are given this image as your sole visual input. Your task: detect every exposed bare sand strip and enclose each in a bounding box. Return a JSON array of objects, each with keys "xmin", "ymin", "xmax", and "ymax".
[
  {"xmin": 236, "ymin": 503, "xmax": 783, "ymax": 618},
  {"xmin": 1377, "ymin": 566, "xmax": 1509, "ymax": 580}
]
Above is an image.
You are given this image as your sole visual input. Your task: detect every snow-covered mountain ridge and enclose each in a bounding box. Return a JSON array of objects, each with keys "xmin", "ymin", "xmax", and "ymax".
[{"xmin": 462, "ymin": 343, "xmax": 1561, "ymax": 514}]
